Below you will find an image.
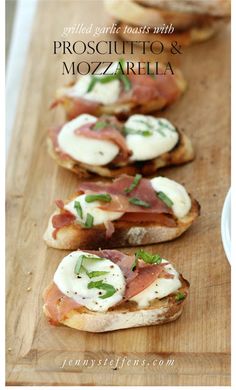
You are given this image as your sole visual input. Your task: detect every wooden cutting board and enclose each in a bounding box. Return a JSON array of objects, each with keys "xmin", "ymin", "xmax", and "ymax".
[{"xmin": 6, "ymin": 0, "xmax": 231, "ymax": 386}]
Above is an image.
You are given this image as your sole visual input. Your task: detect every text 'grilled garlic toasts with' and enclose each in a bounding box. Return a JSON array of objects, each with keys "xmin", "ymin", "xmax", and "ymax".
[
  {"xmin": 51, "ymin": 61, "xmax": 186, "ymax": 120},
  {"xmin": 47, "ymin": 113, "xmax": 194, "ymax": 178},
  {"xmin": 43, "ymin": 174, "xmax": 200, "ymax": 250},
  {"xmin": 43, "ymin": 249, "xmax": 190, "ymax": 332}
]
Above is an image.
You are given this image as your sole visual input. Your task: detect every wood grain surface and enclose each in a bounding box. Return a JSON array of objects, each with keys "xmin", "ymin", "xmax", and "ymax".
[{"xmin": 6, "ymin": 0, "xmax": 231, "ymax": 386}]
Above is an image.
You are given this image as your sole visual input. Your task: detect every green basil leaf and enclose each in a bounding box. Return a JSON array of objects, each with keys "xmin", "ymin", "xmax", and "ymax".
[
  {"xmin": 128, "ymin": 197, "xmax": 150, "ymax": 208},
  {"xmin": 131, "ymin": 257, "xmax": 138, "ymax": 271},
  {"xmin": 74, "ymin": 255, "xmax": 84, "ymax": 275},
  {"xmin": 124, "ymin": 174, "xmax": 142, "ymax": 194},
  {"xmin": 93, "ymin": 121, "xmax": 109, "ymax": 130},
  {"xmin": 135, "ymin": 249, "xmax": 163, "ymax": 265},
  {"xmin": 117, "ymin": 58, "xmax": 125, "ymax": 73},
  {"xmin": 175, "ymin": 292, "xmax": 186, "ymax": 302},
  {"xmin": 74, "ymin": 200, "xmax": 83, "ymax": 219},
  {"xmin": 124, "ymin": 127, "xmax": 153, "ymax": 137},
  {"xmin": 87, "ymin": 280, "xmax": 116, "ymax": 299},
  {"xmin": 119, "ymin": 74, "xmax": 131, "ymax": 91},
  {"xmin": 85, "ymin": 193, "xmax": 112, "ymax": 203},
  {"xmin": 86, "ymin": 270, "xmax": 109, "ymax": 278},
  {"xmin": 157, "ymin": 191, "xmax": 174, "ymax": 208},
  {"xmin": 87, "ymin": 77, "xmax": 98, "ymax": 93},
  {"xmin": 98, "ymin": 75, "xmax": 118, "ymax": 84},
  {"xmin": 84, "ymin": 213, "xmax": 94, "ymax": 228}
]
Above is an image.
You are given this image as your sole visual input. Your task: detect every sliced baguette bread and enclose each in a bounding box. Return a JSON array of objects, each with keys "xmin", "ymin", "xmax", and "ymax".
[
  {"xmin": 47, "ymin": 127, "xmax": 194, "ymax": 178},
  {"xmin": 43, "ymin": 196, "xmax": 200, "ymax": 250},
  {"xmin": 43, "ymin": 275, "xmax": 189, "ymax": 332},
  {"xmin": 43, "ymin": 249, "xmax": 190, "ymax": 332}
]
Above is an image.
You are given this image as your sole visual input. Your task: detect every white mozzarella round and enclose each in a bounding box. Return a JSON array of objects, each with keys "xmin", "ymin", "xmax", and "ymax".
[
  {"xmin": 54, "ymin": 251, "xmax": 125, "ymax": 312},
  {"xmin": 151, "ymin": 176, "xmax": 191, "ymax": 219},
  {"xmin": 125, "ymin": 115, "xmax": 179, "ymax": 161},
  {"xmin": 65, "ymin": 63, "xmax": 121, "ymax": 105},
  {"xmin": 130, "ymin": 260, "xmax": 182, "ymax": 308},
  {"xmin": 64, "ymin": 194, "xmax": 124, "ymax": 226},
  {"xmin": 57, "ymin": 114, "xmax": 119, "ymax": 166}
]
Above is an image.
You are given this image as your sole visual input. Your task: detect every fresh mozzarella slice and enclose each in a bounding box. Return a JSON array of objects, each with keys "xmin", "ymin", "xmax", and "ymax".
[
  {"xmin": 64, "ymin": 194, "xmax": 124, "ymax": 226},
  {"xmin": 57, "ymin": 114, "xmax": 119, "ymax": 165},
  {"xmin": 54, "ymin": 250, "xmax": 125, "ymax": 312},
  {"xmin": 151, "ymin": 176, "xmax": 191, "ymax": 218},
  {"xmin": 65, "ymin": 62, "xmax": 121, "ymax": 104},
  {"xmin": 125, "ymin": 115, "xmax": 179, "ymax": 161},
  {"xmin": 130, "ymin": 260, "xmax": 182, "ymax": 308}
]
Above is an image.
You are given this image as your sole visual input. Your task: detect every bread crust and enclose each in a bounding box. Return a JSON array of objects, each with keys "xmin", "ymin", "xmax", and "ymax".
[
  {"xmin": 43, "ymin": 197, "xmax": 200, "ymax": 250},
  {"xmin": 104, "ymin": 0, "xmax": 226, "ymax": 28},
  {"xmin": 47, "ymin": 128, "xmax": 194, "ymax": 178},
  {"xmin": 135, "ymin": 0, "xmax": 231, "ymax": 17},
  {"xmin": 43, "ymin": 274, "xmax": 190, "ymax": 332}
]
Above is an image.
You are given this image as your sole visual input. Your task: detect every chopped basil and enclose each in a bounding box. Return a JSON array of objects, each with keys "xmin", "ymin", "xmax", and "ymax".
[
  {"xmin": 157, "ymin": 191, "xmax": 174, "ymax": 208},
  {"xmin": 87, "ymin": 58, "xmax": 131, "ymax": 93},
  {"xmin": 98, "ymin": 75, "xmax": 119, "ymax": 84},
  {"xmin": 124, "ymin": 127, "xmax": 153, "ymax": 137},
  {"xmin": 74, "ymin": 200, "xmax": 83, "ymax": 219},
  {"xmin": 119, "ymin": 74, "xmax": 131, "ymax": 91},
  {"xmin": 86, "ymin": 270, "xmax": 109, "ymax": 278},
  {"xmin": 74, "ymin": 255, "xmax": 84, "ymax": 275},
  {"xmin": 124, "ymin": 174, "xmax": 142, "ymax": 194},
  {"xmin": 175, "ymin": 292, "xmax": 185, "ymax": 302},
  {"xmin": 93, "ymin": 121, "xmax": 109, "ymax": 130},
  {"xmin": 74, "ymin": 255, "xmax": 109, "ymax": 277},
  {"xmin": 128, "ymin": 197, "xmax": 150, "ymax": 208},
  {"xmin": 135, "ymin": 249, "xmax": 163, "ymax": 265},
  {"xmin": 87, "ymin": 77, "xmax": 98, "ymax": 92},
  {"xmin": 87, "ymin": 75, "xmax": 117, "ymax": 92},
  {"xmin": 84, "ymin": 213, "xmax": 94, "ymax": 228},
  {"xmin": 131, "ymin": 257, "xmax": 138, "ymax": 271},
  {"xmin": 156, "ymin": 127, "xmax": 166, "ymax": 137},
  {"xmin": 85, "ymin": 193, "xmax": 112, "ymax": 203},
  {"xmin": 80, "ymin": 255, "xmax": 106, "ymax": 262},
  {"xmin": 88, "ymin": 280, "xmax": 116, "ymax": 299}
]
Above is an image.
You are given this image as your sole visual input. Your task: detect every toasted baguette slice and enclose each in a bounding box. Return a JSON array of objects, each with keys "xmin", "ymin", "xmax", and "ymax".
[
  {"xmin": 135, "ymin": 0, "xmax": 231, "ymax": 17},
  {"xmin": 43, "ymin": 197, "xmax": 200, "ymax": 250},
  {"xmin": 104, "ymin": 0, "xmax": 227, "ymax": 28},
  {"xmin": 52, "ymin": 68, "xmax": 186, "ymax": 121},
  {"xmin": 47, "ymin": 128, "xmax": 194, "ymax": 178},
  {"xmin": 43, "ymin": 274, "xmax": 189, "ymax": 332}
]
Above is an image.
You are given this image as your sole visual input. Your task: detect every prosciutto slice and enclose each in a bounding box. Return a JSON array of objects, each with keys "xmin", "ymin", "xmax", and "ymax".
[
  {"xmin": 52, "ymin": 211, "xmax": 76, "ymax": 239},
  {"xmin": 85, "ymin": 249, "xmax": 173, "ymax": 299},
  {"xmin": 119, "ymin": 70, "xmax": 181, "ymax": 105},
  {"xmin": 79, "ymin": 175, "xmax": 172, "ymax": 214},
  {"xmin": 43, "ymin": 282, "xmax": 81, "ymax": 325},
  {"xmin": 75, "ymin": 120, "xmax": 131, "ymax": 162},
  {"xmin": 51, "ymin": 97, "xmax": 100, "ymax": 120}
]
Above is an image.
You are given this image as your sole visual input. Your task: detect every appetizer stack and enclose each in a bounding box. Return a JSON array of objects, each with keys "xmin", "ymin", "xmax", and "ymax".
[
  {"xmin": 104, "ymin": 0, "xmax": 230, "ymax": 46},
  {"xmin": 43, "ymin": 60, "xmax": 201, "ymax": 332}
]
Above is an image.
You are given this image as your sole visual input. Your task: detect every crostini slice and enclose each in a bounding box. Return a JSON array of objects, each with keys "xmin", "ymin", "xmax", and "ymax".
[
  {"xmin": 47, "ymin": 113, "xmax": 194, "ymax": 178},
  {"xmin": 51, "ymin": 61, "xmax": 186, "ymax": 120},
  {"xmin": 43, "ymin": 174, "xmax": 200, "ymax": 250},
  {"xmin": 43, "ymin": 248, "xmax": 190, "ymax": 332}
]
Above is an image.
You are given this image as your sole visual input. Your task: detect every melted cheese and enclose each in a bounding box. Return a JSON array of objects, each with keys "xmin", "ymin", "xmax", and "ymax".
[
  {"xmin": 54, "ymin": 251, "xmax": 125, "ymax": 312},
  {"xmin": 65, "ymin": 62, "xmax": 121, "ymax": 105},
  {"xmin": 57, "ymin": 114, "xmax": 119, "ymax": 166},
  {"xmin": 130, "ymin": 261, "xmax": 182, "ymax": 308},
  {"xmin": 64, "ymin": 194, "xmax": 124, "ymax": 225},
  {"xmin": 151, "ymin": 176, "xmax": 191, "ymax": 219},
  {"xmin": 125, "ymin": 115, "xmax": 179, "ymax": 161}
]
